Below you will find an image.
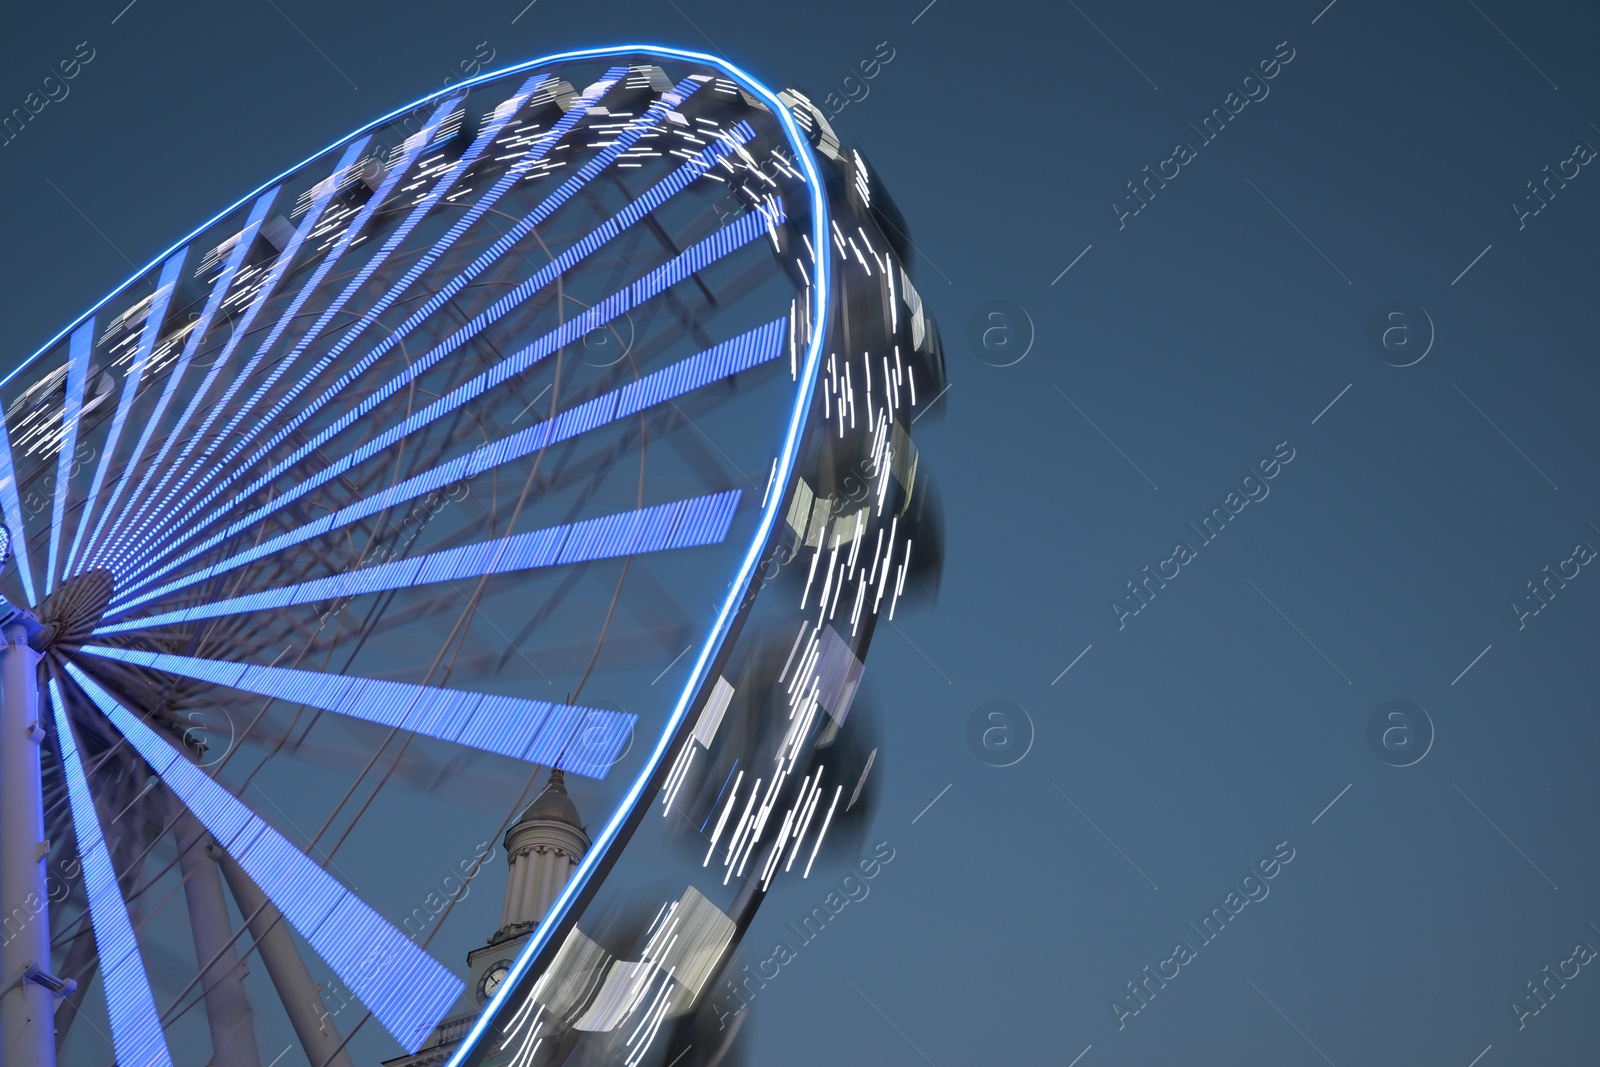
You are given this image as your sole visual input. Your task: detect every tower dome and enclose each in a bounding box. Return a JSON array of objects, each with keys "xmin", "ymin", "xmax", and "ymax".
[
  {"xmin": 513, "ymin": 768, "xmax": 582, "ymax": 829},
  {"xmin": 495, "ymin": 768, "xmax": 590, "ymax": 939}
]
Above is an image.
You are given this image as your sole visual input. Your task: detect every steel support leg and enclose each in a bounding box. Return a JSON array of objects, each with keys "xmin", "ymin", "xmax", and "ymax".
[
  {"xmin": 217, "ymin": 852, "xmax": 355, "ymax": 1067},
  {"xmin": 172, "ymin": 805, "xmax": 262, "ymax": 1067},
  {"xmin": 0, "ymin": 622, "xmax": 54, "ymax": 1067}
]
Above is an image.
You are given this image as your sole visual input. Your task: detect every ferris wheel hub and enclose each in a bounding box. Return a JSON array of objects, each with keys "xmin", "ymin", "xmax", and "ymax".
[{"xmin": 34, "ymin": 569, "xmax": 115, "ymax": 652}]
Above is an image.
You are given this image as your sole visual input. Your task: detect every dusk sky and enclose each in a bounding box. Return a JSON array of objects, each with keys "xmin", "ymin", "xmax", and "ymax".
[{"xmin": 3, "ymin": 0, "xmax": 1599, "ymax": 1064}]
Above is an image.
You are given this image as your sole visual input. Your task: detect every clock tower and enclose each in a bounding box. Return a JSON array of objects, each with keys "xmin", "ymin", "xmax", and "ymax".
[
  {"xmin": 381, "ymin": 769, "xmax": 588, "ymax": 1067},
  {"xmin": 465, "ymin": 768, "xmax": 590, "ymax": 1006}
]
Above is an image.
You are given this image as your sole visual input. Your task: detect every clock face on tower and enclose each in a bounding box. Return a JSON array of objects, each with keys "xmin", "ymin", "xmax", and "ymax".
[{"xmin": 478, "ymin": 960, "xmax": 513, "ymax": 1004}]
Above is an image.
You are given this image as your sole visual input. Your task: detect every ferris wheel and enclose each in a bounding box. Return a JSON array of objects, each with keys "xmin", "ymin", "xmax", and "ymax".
[{"xmin": 0, "ymin": 45, "xmax": 942, "ymax": 1067}]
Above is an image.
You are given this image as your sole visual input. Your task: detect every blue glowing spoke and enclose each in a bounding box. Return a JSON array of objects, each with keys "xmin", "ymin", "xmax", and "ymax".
[
  {"xmin": 106, "ymin": 139, "xmax": 371, "ymax": 567},
  {"xmin": 63, "ymin": 248, "xmax": 187, "ymax": 581},
  {"xmin": 84, "ymin": 189, "xmax": 280, "ymax": 573},
  {"xmin": 115, "ymin": 74, "xmax": 712, "ymax": 581},
  {"xmin": 184, "ymin": 76, "xmax": 549, "ymax": 500},
  {"xmin": 97, "ymin": 489, "xmax": 741, "ymax": 635},
  {"xmin": 62, "ymin": 663, "xmax": 466, "ymax": 1053},
  {"xmin": 140, "ymin": 94, "xmax": 463, "ymax": 555},
  {"xmin": 170, "ymin": 71, "xmax": 687, "ymax": 546},
  {"xmin": 167, "ymin": 89, "xmax": 478, "ymax": 520},
  {"xmin": 47, "ymin": 680, "xmax": 177, "ymax": 1067},
  {"xmin": 46, "ymin": 321, "xmax": 95, "ymax": 595},
  {"xmin": 110, "ymin": 139, "xmax": 374, "ymax": 558},
  {"xmin": 0, "ymin": 412, "xmax": 40, "ymax": 603},
  {"xmin": 109, "ymin": 314, "xmax": 785, "ymax": 615},
  {"xmin": 77, "ymin": 648, "xmax": 636, "ymax": 779},
  {"xmin": 114, "ymin": 128, "xmax": 761, "ymax": 597},
  {"xmin": 104, "ymin": 72, "xmax": 628, "ymax": 576},
  {"xmin": 213, "ymin": 70, "xmax": 689, "ymax": 473}
]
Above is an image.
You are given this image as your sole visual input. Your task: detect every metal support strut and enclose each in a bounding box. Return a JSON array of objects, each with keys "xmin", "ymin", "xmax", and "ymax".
[
  {"xmin": 218, "ymin": 852, "xmax": 356, "ymax": 1067},
  {"xmin": 172, "ymin": 804, "xmax": 263, "ymax": 1067},
  {"xmin": 0, "ymin": 617, "xmax": 56, "ymax": 1067}
]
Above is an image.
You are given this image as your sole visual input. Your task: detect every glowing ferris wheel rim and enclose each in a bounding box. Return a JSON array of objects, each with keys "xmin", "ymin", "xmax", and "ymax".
[{"xmin": 0, "ymin": 42, "xmax": 847, "ymax": 1067}]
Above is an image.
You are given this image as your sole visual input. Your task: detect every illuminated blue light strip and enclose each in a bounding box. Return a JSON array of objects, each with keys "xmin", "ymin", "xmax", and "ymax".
[
  {"xmin": 202, "ymin": 77, "xmax": 546, "ymax": 465},
  {"xmin": 46, "ymin": 320, "xmax": 95, "ymax": 595},
  {"xmin": 102, "ymin": 71, "xmax": 629, "ymax": 575},
  {"xmin": 0, "ymin": 411, "xmax": 40, "ymax": 603},
  {"xmin": 212, "ymin": 94, "xmax": 463, "ymax": 440},
  {"xmin": 118, "ymin": 110, "xmax": 746, "ymax": 590},
  {"xmin": 77, "ymin": 646, "xmax": 636, "ymax": 778},
  {"xmin": 110, "ymin": 139, "xmax": 379, "ymax": 561},
  {"xmin": 139, "ymin": 72, "xmax": 704, "ymax": 571},
  {"xmin": 109, "ymin": 316, "xmax": 783, "ymax": 614},
  {"xmin": 120, "ymin": 83, "xmax": 527, "ymax": 569},
  {"xmin": 172, "ymin": 82, "xmax": 512, "ymax": 526},
  {"xmin": 112, "ymin": 152, "xmax": 770, "ymax": 604},
  {"xmin": 96, "ymin": 490, "xmax": 739, "ymax": 634},
  {"xmin": 84, "ymin": 189, "xmax": 280, "ymax": 573},
  {"xmin": 440, "ymin": 48, "xmax": 830, "ymax": 1067},
  {"xmin": 64, "ymin": 247, "xmax": 187, "ymax": 581},
  {"xmin": 238, "ymin": 71, "xmax": 694, "ymax": 446},
  {"xmin": 103, "ymin": 139, "xmax": 371, "ymax": 573},
  {"xmin": 146, "ymin": 94, "xmax": 465, "ymax": 549},
  {"xmin": 47, "ymin": 680, "xmax": 176, "ymax": 1067},
  {"xmin": 62, "ymin": 663, "xmax": 466, "ymax": 1052}
]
